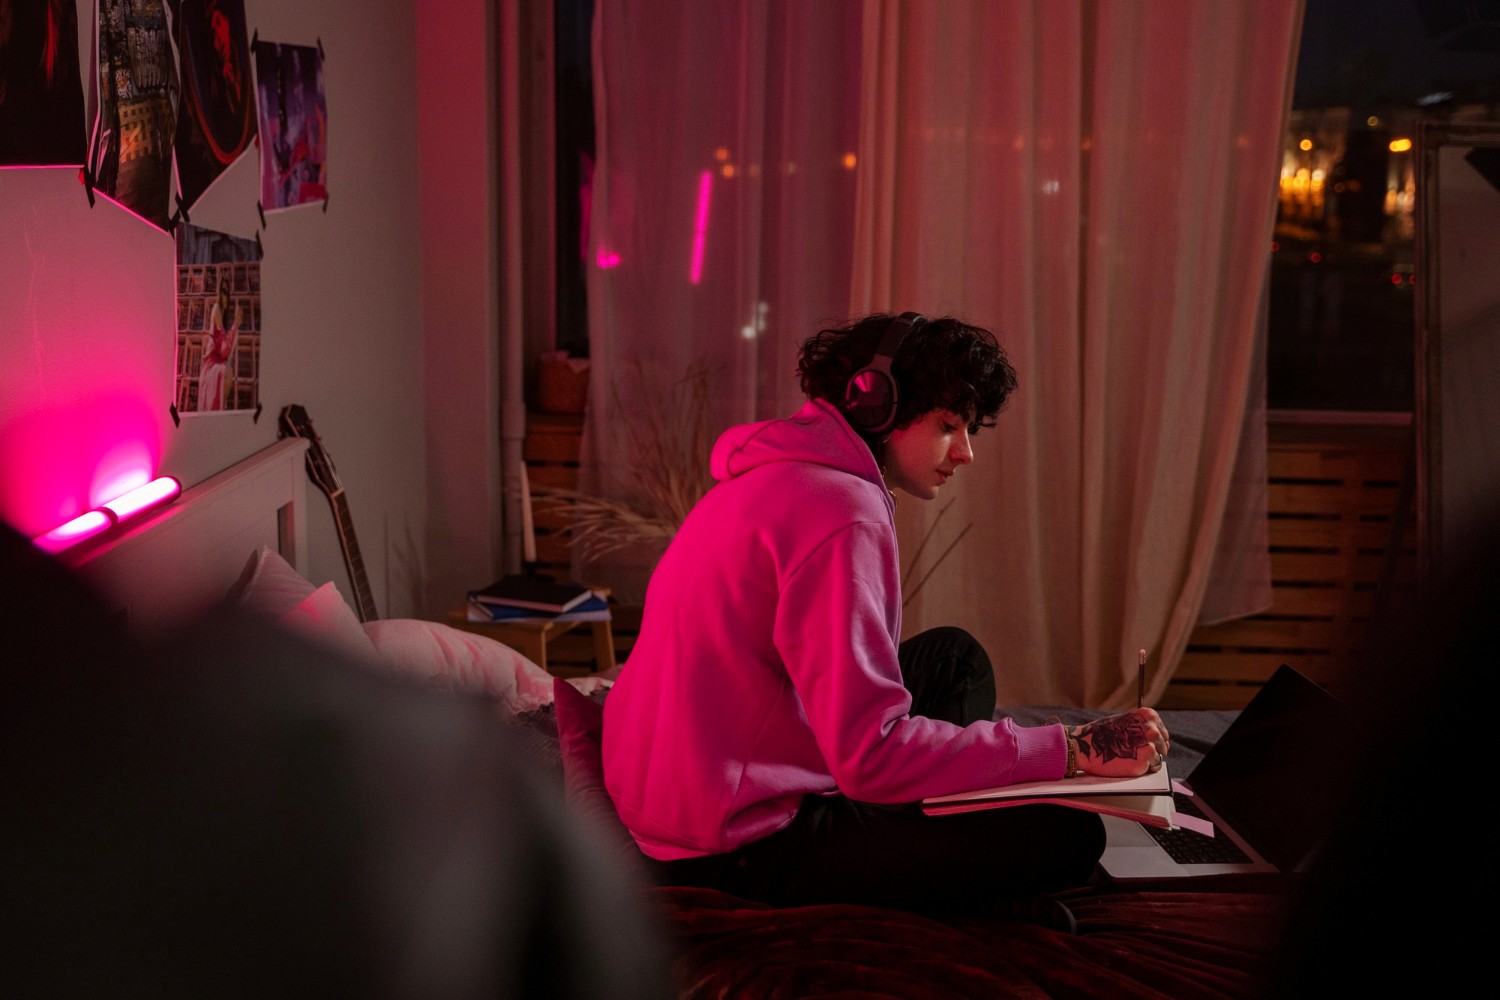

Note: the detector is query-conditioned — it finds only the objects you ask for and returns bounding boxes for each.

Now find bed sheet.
[510,702,1290,1000]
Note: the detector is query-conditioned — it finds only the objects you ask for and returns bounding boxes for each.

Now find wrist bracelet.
[1064,732,1081,778]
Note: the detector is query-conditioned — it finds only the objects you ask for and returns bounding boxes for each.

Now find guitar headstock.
[279,403,343,497]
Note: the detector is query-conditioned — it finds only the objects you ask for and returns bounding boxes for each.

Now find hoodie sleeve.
[772,520,1066,802]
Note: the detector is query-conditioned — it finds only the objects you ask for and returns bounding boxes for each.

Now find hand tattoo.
[1077,714,1151,764]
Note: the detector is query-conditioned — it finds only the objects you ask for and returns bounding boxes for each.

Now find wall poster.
[173,0,257,211]
[0,0,88,166]
[174,222,262,415]
[88,0,178,230]
[253,40,327,213]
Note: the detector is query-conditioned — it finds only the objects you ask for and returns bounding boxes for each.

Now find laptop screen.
[1186,664,1350,873]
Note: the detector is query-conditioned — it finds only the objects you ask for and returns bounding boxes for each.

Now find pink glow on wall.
[0,392,166,539]
[33,509,115,554]
[690,170,712,285]
[90,438,156,508]
[596,248,622,269]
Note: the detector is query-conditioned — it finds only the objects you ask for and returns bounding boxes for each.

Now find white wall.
[1,0,506,620]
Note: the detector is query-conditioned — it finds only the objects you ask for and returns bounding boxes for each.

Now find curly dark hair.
[796,313,1017,436]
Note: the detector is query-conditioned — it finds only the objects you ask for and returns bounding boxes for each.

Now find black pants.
[645,627,1105,914]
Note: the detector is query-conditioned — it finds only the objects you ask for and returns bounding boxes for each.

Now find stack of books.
[466,574,611,624]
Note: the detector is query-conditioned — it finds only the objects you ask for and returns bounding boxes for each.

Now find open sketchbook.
[922,766,1175,828]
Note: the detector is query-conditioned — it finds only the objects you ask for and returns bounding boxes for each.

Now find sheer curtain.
[587,0,1299,706]
[582,0,863,599]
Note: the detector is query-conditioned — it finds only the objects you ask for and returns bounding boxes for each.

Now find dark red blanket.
[655,880,1289,999]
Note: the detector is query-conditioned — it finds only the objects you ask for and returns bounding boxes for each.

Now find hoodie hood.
[711,398,885,491]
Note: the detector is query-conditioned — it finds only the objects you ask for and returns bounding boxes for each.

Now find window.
[555,0,595,358]
[1267,0,1500,413]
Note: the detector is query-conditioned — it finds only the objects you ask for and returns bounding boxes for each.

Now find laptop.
[1098,663,1349,880]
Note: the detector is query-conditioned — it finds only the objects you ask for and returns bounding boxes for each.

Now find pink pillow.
[362,618,554,714]
[278,582,380,663]
[232,546,318,619]
[233,547,378,663]
[232,546,562,715]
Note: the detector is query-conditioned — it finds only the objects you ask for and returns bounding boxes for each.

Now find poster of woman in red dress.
[198,282,240,411]
[174,223,262,415]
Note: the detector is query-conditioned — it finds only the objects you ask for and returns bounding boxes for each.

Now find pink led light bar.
[32,475,182,555]
[690,169,712,285]
[101,475,181,521]
[33,509,116,554]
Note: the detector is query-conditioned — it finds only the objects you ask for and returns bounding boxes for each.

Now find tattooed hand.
[1069,708,1171,778]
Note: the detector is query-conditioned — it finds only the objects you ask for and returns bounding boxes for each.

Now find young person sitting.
[602,312,1170,916]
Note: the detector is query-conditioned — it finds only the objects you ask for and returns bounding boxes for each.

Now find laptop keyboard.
[1144,794,1253,865]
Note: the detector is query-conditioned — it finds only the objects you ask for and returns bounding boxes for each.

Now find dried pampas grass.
[530,359,717,562]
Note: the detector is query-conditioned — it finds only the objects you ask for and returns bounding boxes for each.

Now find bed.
[13,439,1417,998]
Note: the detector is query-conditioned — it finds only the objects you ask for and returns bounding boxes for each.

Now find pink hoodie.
[601,399,1067,860]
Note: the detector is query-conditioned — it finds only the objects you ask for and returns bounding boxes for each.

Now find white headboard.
[61,438,310,639]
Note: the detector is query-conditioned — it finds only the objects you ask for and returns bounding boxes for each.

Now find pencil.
[1137,648,1146,708]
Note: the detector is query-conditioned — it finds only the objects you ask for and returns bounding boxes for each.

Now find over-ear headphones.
[844,311,927,435]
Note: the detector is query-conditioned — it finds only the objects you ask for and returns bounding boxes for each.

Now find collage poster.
[0,0,87,166]
[89,0,178,230]
[174,0,258,210]
[254,41,328,212]
[174,223,263,415]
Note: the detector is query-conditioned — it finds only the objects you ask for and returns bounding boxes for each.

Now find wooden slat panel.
[1267,481,1400,514]
[1266,446,1405,481]
[1188,616,1347,648]
[1268,518,1404,549]
[532,509,575,531]
[1178,423,1415,709]
[524,433,583,464]
[526,411,585,434]
[1157,683,1265,711]
[534,533,574,565]
[528,464,581,489]
[1176,650,1341,684]
[1261,585,1346,616]
[1266,481,1348,512]
[1269,550,1403,583]
[1272,584,1411,619]
[1266,450,1345,479]
[523,411,585,586]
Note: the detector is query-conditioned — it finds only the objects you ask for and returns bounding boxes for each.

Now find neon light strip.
[34,509,115,554]
[33,475,183,554]
[101,476,182,521]
[690,169,712,285]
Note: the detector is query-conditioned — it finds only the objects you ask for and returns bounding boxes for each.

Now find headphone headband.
[843,312,927,435]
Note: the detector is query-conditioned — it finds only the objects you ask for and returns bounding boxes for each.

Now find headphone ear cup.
[845,369,898,433]
[843,312,925,435]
